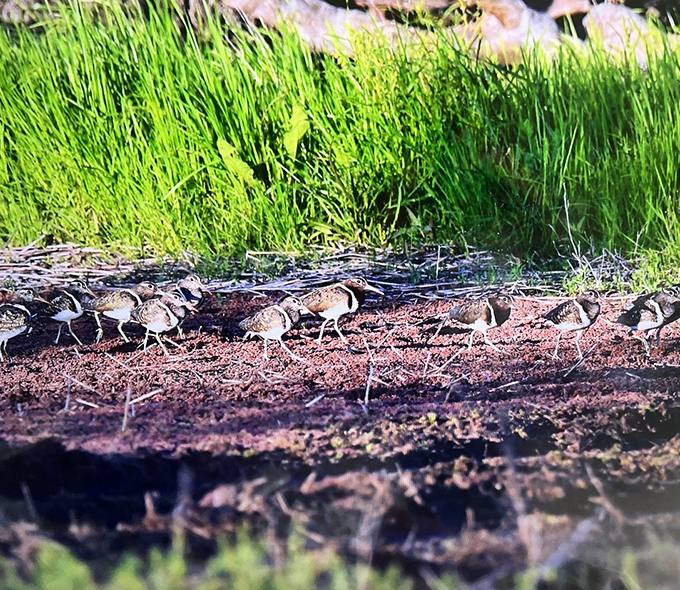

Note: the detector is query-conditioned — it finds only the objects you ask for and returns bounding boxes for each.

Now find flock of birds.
[0,274,679,364]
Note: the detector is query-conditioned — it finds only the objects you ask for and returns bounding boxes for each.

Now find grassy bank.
[1,2,680,262]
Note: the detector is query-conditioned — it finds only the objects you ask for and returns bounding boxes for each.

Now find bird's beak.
[34,295,50,305]
[365,283,384,296]
[299,306,313,316]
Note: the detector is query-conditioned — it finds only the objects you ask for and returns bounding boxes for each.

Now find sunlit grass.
[1,1,680,266]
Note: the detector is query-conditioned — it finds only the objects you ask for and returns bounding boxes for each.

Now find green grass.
[1,2,680,265]
[1,530,678,590]
[0,532,430,590]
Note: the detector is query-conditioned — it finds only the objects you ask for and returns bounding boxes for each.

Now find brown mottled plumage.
[448,294,513,352]
[88,282,159,343]
[543,290,600,359]
[617,287,680,354]
[176,274,207,308]
[300,277,383,345]
[130,292,195,355]
[239,296,310,361]
[0,289,48,362]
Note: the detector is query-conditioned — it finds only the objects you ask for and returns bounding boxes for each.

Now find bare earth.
[2,290,680,585]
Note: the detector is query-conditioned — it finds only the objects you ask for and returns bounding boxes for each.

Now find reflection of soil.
[3,293,680,583]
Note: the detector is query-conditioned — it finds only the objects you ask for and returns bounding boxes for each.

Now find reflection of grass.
[1,2,680,270]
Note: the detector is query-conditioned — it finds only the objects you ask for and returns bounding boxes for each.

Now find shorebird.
[176,274,207,308]
[299,277,383,346]
[543,290,600,360]
[87,281,159,343]
[130,292,196,354]
[448,293,514,352]
[618,287,680,353]
[239,296,311,361]
[45,281,96,345]
[0,289,49,362]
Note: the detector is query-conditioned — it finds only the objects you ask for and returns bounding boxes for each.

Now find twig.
[305,393,326,407]
[75,398,99,408]
[121,387,131,432]
[130,389,163,405]
[62,373,101,396]
[364,364,375,406]
[563,344,597,377]
[20,482,39,523]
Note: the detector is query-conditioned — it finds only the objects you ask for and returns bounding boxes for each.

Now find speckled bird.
[618,287,680,353]
[45,280,96,345]
[239,296,311,361]
[0,289,49,362]
[130,292,196,354]
[87,281,159,343]
[176,274,207,308]
[543,290,600,360]
[299,277,383,346]
[448,293,514,352]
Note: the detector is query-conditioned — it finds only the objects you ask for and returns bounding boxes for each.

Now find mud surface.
[2,290,680,585]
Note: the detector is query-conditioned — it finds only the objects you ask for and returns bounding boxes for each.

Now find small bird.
[130,292,196,355]
[618,287,680,353]
[87,281,159,343]
[45,280,96,345]
[448,293,514,352]
[176,274,207,308]
[0,289,49,362]
[543,290,600,360]
[239,296,311,361]
[299,278,383,346]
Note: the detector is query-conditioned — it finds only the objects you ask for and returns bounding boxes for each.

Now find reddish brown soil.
[2,290,680,585]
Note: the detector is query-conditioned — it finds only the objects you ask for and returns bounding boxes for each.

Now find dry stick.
[105,352,135,372]
[305,393,326,408]
[20,482,39,523]
[63,377,72,412]
[121,387,131,432]
[75,398,99,408]
[563,344,597,377]
[585,464,628,527]
[362,335,375,365]
[130,389,163,405]
[364,364,375,406]
[62,373,101,396]
[443,375,467,403]
[488,380,521,393]
[534,507,606,581]
[422,351,432,378]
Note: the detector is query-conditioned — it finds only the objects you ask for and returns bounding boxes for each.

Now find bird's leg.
[280,339,307,363]
[317,318,331,344]
[552,333,562,359]
[177,325,184,340]
[117,321,130,343]
[483,331,501,353]
[55,323,64,345]
[333,318,350,346]
[656,327,664,348]
[0,343,4,363]
[155,332,169,355]
[94,312,104,343]
[467,330,475,349]
[575,330,584,360]
[263,338,269,360]
[67,320,83,346]
[4,341,12,363]
[142,329,150,352]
